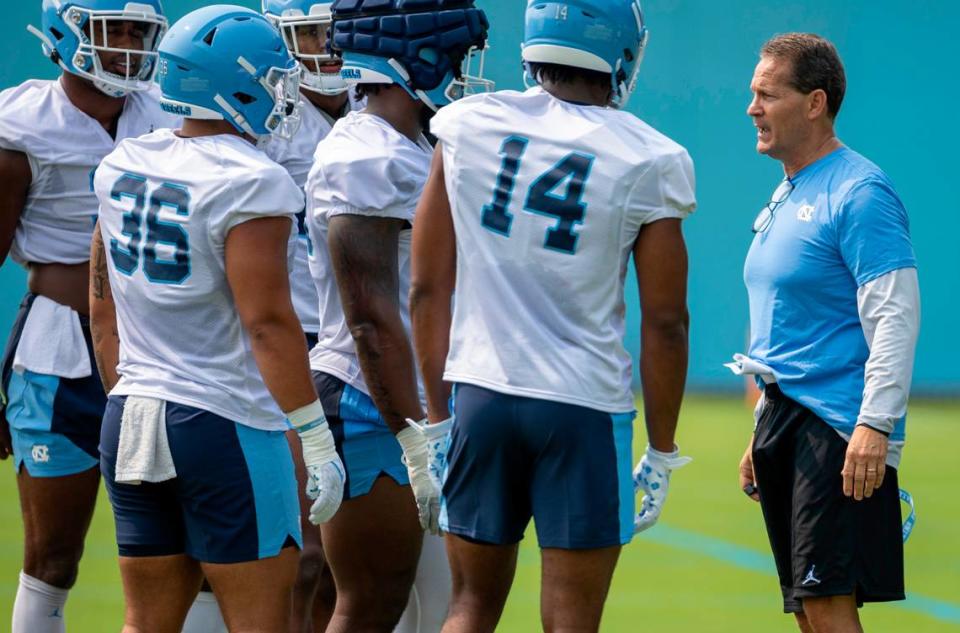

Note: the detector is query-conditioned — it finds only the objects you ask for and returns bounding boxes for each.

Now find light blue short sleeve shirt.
[744,147,916,440]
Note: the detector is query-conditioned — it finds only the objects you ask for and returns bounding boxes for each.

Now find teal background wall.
[2,1,956,393]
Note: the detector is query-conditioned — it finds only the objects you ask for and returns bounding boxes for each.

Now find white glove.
[633,444,691,533]
[398,417,453,535]
[289,401,345,525]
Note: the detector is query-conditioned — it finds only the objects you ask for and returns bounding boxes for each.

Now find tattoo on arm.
[91,229,110,301]
[90,225,120,391]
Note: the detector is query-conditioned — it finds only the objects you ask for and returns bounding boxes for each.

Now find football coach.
[734,33,920,633]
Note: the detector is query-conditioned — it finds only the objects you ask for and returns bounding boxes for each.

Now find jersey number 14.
[481,136,595,254]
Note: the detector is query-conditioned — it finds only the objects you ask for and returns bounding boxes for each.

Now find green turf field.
[1,396,957,632]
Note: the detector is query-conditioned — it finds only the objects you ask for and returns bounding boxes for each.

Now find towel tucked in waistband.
[116,396,176,485]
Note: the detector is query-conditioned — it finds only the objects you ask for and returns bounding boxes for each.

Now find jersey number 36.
[481,136,595,255]
[109,173,191,285]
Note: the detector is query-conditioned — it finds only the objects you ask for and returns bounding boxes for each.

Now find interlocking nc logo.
[31,444,50,463]
[797,205,814,222]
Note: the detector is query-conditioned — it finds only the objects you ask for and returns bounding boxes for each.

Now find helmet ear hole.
[49,27,64,41]
[418,47,439,64]
[233,92,256,105]
[623,48,634,62]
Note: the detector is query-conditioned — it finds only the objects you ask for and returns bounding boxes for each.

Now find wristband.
[856,422,891,438]
[287,399,326,429]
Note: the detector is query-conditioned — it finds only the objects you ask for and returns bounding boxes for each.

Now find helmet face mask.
[29,1,168,98]
[262,1,347,96]
[262,64,304,139]
[444,45,495,103]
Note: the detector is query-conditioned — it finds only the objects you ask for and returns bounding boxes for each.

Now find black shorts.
[752,384,904,613]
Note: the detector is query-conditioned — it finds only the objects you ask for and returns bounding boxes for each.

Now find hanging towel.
[12,295,90,378]
[115,396,176,485]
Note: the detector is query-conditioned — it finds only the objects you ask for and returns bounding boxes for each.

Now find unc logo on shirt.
[797,204,814,222]
[31,444,50,464]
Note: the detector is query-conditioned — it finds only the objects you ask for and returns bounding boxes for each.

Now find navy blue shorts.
[100,396,302,563]
[313,372,408,500]
[440,384,636,549]
[1,294,105,477]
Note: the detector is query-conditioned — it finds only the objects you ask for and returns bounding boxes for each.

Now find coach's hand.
[290,401,345,524]
[739,435,760,502]
[842,425,888,501]
[634,444,692,533]
[398,418,451,535]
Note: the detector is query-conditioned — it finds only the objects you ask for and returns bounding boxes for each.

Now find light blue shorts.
[312,372,409,499]
[2,294,105,477]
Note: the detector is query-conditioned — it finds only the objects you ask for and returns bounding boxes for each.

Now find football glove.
[633,444,692,533]
[398,418,453,535]
[289,401,345,525]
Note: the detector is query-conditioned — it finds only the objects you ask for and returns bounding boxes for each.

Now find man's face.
[90,19,149,77]
[294,23,340,76]
[746,56,811,160]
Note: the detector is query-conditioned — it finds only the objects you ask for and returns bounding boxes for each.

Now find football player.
[89,6,343,632]
[259,2,361,628]
[409,1,696,631]
[0,2,173,631]
[302,1,490,631]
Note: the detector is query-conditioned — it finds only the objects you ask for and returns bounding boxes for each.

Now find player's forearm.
[857,267,920,435]
[245,313,318,413]
[350,314,424,433]
[639,313,689,452]
[89,315,120,392]
[89,226,120,392]
[409,284,453,421]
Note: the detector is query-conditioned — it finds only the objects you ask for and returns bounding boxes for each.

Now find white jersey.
[0,78,177,266]
[95,129,304,431]
[304,111,431,396]
[264,94,362,334]
[430,88,696,413]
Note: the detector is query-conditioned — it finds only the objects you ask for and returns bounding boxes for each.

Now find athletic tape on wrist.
[297,419,327,434]
[396,425,423,454]
[287,399,326,429]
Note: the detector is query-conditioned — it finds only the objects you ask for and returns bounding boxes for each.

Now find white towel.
[12,296,91,379]
[115,396,176,485]
[724,353,777,384]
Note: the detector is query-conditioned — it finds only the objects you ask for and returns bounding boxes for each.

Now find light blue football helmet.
[28,0,168,97]
[157,5,302,140]
[262,1,347,96]
[330,0,492,111]
[522,0,649,108]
